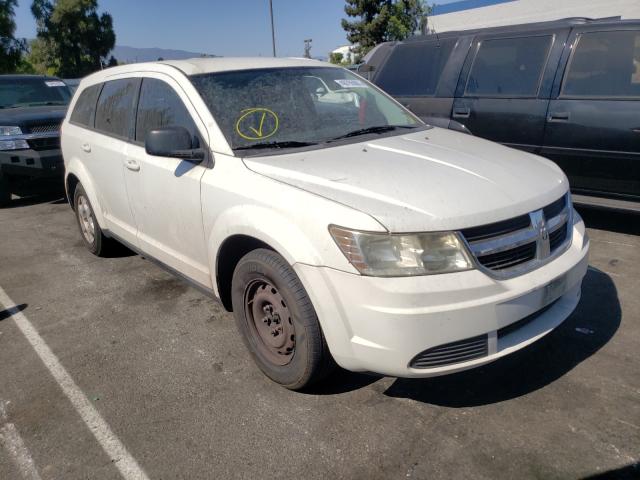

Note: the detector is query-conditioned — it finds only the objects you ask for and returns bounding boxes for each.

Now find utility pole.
[303,39,312,59]
[269,0,276,57]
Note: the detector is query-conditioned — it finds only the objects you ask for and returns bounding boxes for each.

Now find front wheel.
[231,249,334,390]
[73,184,115,256]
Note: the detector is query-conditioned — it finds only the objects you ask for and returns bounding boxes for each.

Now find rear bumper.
[294,214,590,378]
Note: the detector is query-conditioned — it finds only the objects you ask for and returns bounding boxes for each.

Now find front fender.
[207,204,327,296]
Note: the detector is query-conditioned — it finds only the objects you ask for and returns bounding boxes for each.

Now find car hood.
[242,128,568,232]
[0,105,67,130]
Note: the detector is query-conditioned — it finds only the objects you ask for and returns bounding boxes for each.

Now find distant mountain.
[112,45,217,63]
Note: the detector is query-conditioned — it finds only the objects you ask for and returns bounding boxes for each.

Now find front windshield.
[190,67,422,153]
[0,78,72,109]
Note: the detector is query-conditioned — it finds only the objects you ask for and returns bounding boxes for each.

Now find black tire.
[0,174,10,207]
[231,248,335,390]
[73,184,114,256]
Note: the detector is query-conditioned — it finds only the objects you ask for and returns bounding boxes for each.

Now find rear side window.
[375,39,456,96]
[69,84,102,127]
[465,35,552,96]
[562,30,640,98]
[135,78,198,144]
[95,79,140,139]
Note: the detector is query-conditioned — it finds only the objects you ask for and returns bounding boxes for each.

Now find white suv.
[61,58,589,389]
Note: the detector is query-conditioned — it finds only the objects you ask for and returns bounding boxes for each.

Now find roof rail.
[403,15,628,41]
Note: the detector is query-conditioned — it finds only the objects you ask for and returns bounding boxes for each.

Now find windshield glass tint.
[190,67,420,151]
[0,78,71,109]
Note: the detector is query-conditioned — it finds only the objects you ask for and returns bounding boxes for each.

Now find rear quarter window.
[562,30,640,98]
[69,84,102,128]
[465,35,553,96]
[375,39,457,96]
[94,78,140,139]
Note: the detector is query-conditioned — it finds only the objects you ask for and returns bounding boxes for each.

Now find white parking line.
[0,287,150,480]
[1,401,43,480]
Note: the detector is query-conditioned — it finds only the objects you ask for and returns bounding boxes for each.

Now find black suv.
[0,75,72,206]
[363,17,640,211]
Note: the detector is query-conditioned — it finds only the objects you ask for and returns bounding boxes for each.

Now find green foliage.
[329,52,344,65]
[25,38,56,75]
[329,51,353,66]
[31,0,116,77]
[0,0,26,73]
[341,0,430,59]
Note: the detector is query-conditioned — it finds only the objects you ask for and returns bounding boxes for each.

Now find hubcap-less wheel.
[77,195,96,245]
[244,279,295,366]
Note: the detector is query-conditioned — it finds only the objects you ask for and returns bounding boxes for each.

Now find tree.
[341,0,429,59]
[31,0,115,77]
[329,52,344,65]
[0,0,26,73]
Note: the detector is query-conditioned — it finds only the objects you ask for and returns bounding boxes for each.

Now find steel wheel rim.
[77,195,96,244]
[244,279,295,366]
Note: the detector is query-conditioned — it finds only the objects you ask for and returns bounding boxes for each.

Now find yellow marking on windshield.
[236,108,279,141]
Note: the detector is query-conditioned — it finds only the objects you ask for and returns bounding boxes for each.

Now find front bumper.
[0,148,64,180]
[294,213,590,378]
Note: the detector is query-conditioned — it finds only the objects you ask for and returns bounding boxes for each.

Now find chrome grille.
[462,194,572,278]
[410,334,488,369]
[26,123,60,134]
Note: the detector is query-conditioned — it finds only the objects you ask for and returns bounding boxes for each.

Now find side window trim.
[559,29,640,100]
[463,33,555,98]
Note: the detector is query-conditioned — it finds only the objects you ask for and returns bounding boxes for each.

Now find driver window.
[135,78,199,144]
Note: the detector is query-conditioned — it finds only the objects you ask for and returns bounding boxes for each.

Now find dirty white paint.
[0,287,150,480]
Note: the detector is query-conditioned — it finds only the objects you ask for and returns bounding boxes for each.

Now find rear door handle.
[548,112,570,122]
[452,107,471,119]
[632,128,640,134]
[81,143,91,153]
[124,159,140,172]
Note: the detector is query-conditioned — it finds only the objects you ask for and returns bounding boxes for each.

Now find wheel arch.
[64,159,106,228]
[209,206,325,312]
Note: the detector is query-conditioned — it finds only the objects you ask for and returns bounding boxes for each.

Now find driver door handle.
[125,159,140,172]
[548,112,570,122]
[452,107,471,119]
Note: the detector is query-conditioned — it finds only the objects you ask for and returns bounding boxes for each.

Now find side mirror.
[315,87,326,95]
[145,126,205,162]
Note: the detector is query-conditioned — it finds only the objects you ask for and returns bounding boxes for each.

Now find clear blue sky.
[13,0,458,58]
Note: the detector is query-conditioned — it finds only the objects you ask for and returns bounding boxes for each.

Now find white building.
[330,45,357,64]
[428,0,640,33]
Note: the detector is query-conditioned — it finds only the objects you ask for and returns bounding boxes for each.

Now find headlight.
[0,126,22,136]
[329,225,474,276]
[0,139,29,151]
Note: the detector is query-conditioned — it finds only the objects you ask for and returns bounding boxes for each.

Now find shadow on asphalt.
[577,205,640,236]
[310,268,620,406]
[0,303,27,322]
[581,462,640,480]
[383,267,620,407]
[3,192,66,209]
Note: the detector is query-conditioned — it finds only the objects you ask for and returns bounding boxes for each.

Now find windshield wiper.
[234,141,318,151]
[328,125,418,142]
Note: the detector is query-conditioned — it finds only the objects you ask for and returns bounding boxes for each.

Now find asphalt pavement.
[0,194,638,480]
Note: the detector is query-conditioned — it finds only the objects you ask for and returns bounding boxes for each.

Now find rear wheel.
[231,248,334,390]
[74,184,114,256]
